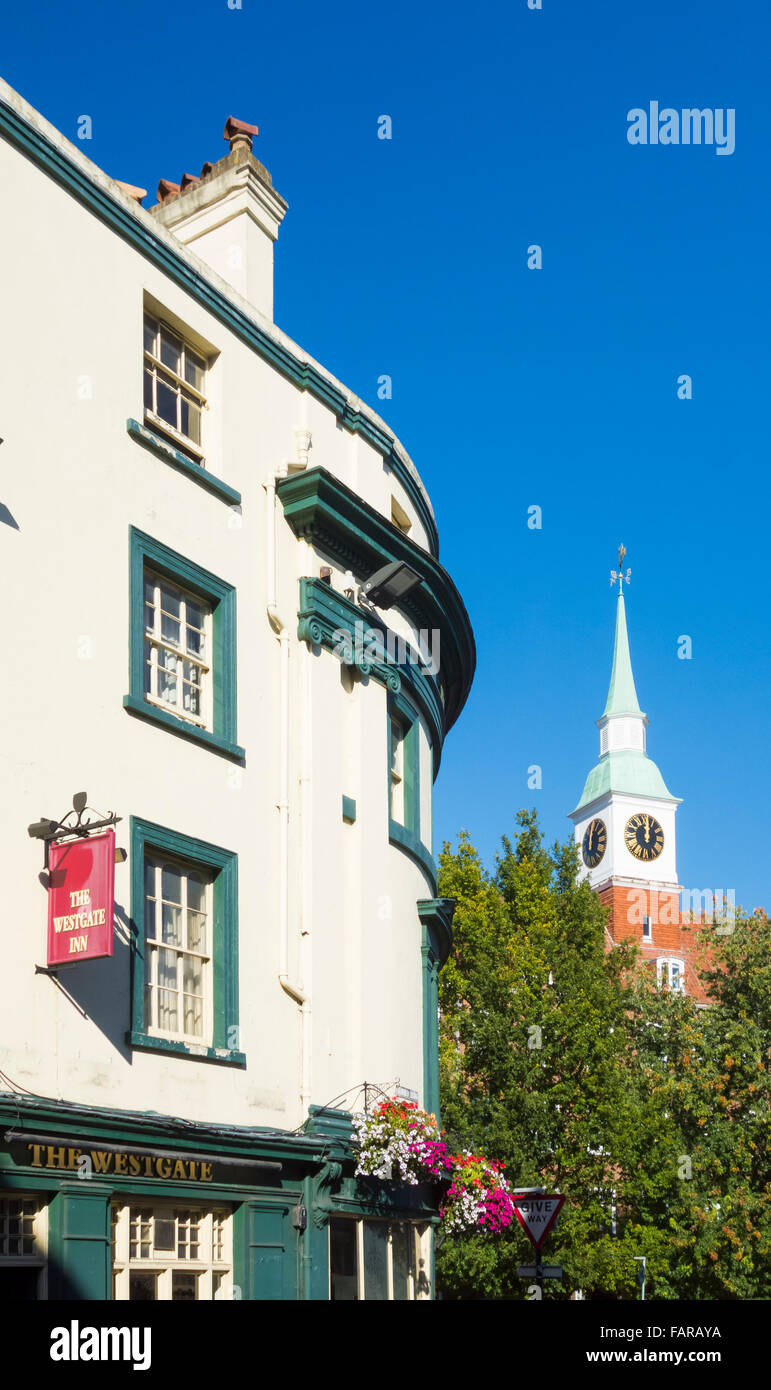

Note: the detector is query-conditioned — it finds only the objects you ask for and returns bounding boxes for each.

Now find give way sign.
[511,1193,565,1249]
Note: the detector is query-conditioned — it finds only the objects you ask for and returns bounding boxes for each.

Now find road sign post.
[512,1190,565,1295]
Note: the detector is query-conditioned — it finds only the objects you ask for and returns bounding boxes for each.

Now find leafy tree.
[435,813,771,1300]
[627,911,771,1298]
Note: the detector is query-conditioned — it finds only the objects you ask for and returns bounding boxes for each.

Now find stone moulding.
[126,418,242,506]
[281,468,475,741]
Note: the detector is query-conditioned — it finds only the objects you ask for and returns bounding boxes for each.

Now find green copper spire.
[602,590,642,718]
[570,546,680,817]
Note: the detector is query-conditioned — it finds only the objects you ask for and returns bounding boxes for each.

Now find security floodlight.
[27,819,58,841]
[361,560,422,610]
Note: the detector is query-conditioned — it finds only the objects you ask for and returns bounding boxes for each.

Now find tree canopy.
[436,811,771,1300]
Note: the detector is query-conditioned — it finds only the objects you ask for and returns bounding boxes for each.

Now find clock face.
[582,818,607,868]
[624,812,664,862]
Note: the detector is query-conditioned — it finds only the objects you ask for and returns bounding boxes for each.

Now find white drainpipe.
[265,468,311,1121]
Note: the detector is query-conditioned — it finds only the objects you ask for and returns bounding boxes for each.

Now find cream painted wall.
[0,106,443,1135]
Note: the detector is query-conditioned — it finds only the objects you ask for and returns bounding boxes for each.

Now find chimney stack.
[150,116,288,321]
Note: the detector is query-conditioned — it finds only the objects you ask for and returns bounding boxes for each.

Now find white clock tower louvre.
[569,551,681,900]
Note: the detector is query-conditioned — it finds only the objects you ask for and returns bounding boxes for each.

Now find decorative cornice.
[0,1092,326,1167]
[298,579,402,693]
[417,897,456,968]
[303,1106,355,1144]
[282,469,475,737]
[0,91,437,554]
[298,577,445,772]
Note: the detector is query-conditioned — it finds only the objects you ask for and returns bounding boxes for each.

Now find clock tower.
[569,549,683,949]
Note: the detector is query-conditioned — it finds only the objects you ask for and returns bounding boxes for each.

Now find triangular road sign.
[511,1193,565,1249]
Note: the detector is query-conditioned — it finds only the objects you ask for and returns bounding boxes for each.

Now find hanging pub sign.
[47,830,115,965]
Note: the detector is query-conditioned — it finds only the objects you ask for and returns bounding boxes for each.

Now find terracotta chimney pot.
[156,178,180,203]
[224,115,259,154]
[115,180,147,204]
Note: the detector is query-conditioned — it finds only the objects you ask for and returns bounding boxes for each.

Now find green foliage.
[436,812,771,1301]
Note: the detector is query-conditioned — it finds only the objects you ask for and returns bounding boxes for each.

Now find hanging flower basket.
[353,1098,449,1185]
[440,1153,516,1234]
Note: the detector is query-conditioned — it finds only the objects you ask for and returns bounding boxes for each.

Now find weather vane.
[610,543,631,591]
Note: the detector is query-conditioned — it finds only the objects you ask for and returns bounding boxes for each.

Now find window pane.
[362,1222,388,1301]
[144,895,156,941]
[187,874,206,914]
[183,994,203,1037]
[157,652,178,705]
[183,955,203,995]
[184,351,205,391]
[158,647,179,675]
[162,865,182,903]
[390,721,402,773]
[185,628,204,659]
[182,675,201,716]
[154,1218,175,1251]
[159,328,182,374]
[129,1272,157,1301]
[414,1226,431,1297]
[161,903,182,946]
[144,318,157,354]
[155,376,178,428]
[130,1209,152,1250]
[144,579,156,632]
[330,1220,358,1301]
[172,1271,198,1301]
[158,948,178,987]
[391,1223,413,1300]
[187,910,206,954]
[143,366,154,412]
[180,396,201,445]
[157,989,178,1031]
[160,589,181,645]
[185,603,205,654]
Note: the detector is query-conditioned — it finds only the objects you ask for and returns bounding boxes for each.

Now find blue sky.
[4,0,769,908]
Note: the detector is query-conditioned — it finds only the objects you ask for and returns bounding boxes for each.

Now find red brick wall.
[598,884,711,1003]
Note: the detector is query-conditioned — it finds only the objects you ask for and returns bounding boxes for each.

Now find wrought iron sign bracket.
[28,791,123,870]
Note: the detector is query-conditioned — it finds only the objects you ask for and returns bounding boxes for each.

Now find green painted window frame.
[389,697,419,838]
[124,526,244,761]
[417,899,455,1126]
[388,693,436,888]
[127,817,245,1066]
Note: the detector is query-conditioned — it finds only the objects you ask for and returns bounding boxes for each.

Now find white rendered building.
[0,85,474,1301]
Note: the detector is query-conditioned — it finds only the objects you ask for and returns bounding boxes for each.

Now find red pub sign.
[47,830,115,966]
